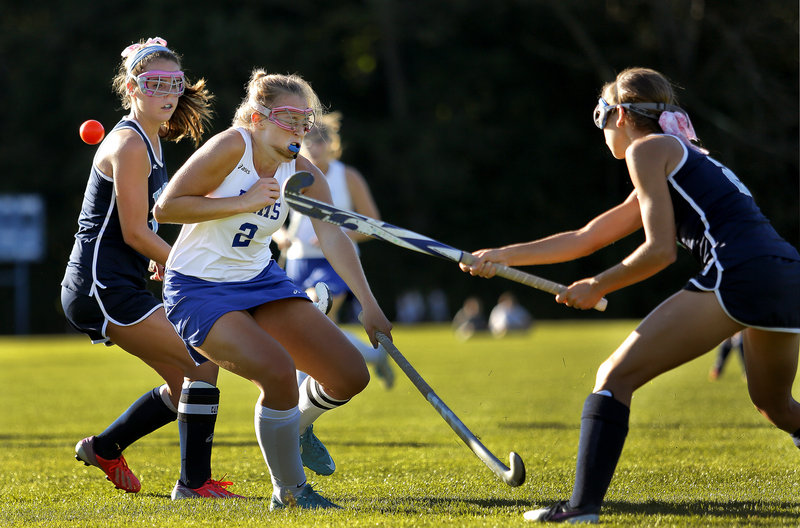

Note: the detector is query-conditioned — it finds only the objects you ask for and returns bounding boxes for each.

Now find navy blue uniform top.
[666,138,799,276]
[62,118,168,296]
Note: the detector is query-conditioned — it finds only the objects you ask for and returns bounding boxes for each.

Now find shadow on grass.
[340,495,800,520]
[523,498,800,521]
[339,495,531,513]
[499,421,773,431]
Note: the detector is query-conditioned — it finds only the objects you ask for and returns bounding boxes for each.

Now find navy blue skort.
[61,285,162,345]
[685,255,800,332]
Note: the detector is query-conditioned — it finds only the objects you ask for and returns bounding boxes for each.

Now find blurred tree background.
[0,0,797,334]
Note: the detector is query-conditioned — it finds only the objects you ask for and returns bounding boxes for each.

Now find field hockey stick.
[357,315,526,487]
[284,171,607,311]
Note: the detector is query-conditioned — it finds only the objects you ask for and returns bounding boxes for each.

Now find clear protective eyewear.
[255,104,316,133]
[593,97,675,129]
[134,70,185,97]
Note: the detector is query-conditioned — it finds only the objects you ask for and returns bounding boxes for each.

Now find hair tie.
[658,111,708,154]
[121,37,171,74]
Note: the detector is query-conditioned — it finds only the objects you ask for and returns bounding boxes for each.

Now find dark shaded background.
[1,0,797,334]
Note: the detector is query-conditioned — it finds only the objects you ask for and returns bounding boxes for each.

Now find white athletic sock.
[298,376,350,433]
[157,383,178,413]
[254,404,306,498]
[343,329,383,363]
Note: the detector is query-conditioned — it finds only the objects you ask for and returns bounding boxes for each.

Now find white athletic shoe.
[269,483,341,510]
[523,501,599,523]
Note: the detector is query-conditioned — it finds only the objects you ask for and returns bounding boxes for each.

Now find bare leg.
[108,308,218,406]
[252,298,369,400]
[742,329,800,432]
[567,290,742,512]
[595,290,743,405]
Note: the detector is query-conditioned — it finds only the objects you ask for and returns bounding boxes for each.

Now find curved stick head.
[504,452,526,487]
[285,171,315,194]
[313,281,333,315]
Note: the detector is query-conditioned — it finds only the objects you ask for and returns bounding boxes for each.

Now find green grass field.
[2,321,799,527]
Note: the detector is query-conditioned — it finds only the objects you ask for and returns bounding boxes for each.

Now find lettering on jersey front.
[237,163,251,175]
[230,188,283,248]
[237,189,282,219]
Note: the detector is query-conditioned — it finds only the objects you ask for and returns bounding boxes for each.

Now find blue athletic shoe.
[299,424,335,476]
[269,484,341,510]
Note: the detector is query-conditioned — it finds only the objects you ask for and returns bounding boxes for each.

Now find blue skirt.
[685,255,800,332]
[163,261,311,364]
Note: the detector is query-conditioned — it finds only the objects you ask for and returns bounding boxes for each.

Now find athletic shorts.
[163,261,311,364]
[685,255,800,332]
[60,285,162,345]
[285,257,349,296]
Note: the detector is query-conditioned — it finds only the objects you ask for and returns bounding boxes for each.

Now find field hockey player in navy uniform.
[153,69,393,510]
[461,67,800,524]
[61,38,240,499]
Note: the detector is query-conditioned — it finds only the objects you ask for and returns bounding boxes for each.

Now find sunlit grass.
[1,322,798,526]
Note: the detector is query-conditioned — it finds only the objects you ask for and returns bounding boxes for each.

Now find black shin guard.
[178,381,219,489]
[569,392,630,512]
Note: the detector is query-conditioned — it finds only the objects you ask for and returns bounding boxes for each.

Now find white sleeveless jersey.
[167,128,295,282]
[286,159,355,259]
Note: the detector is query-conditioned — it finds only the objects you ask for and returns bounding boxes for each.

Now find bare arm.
[107,130,172,266]
[589,137,679,290]
[298,158,392,344]
[462,190,643,274]
[153,130,280,224]
[557,136,680,309]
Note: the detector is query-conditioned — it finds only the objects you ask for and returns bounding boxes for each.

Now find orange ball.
[80,120,105,145]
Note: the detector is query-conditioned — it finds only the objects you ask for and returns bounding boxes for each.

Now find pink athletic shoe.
[75,436,141,493]
[171,478,245,500]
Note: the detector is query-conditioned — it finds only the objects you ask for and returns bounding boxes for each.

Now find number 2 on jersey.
[232,222,258,247]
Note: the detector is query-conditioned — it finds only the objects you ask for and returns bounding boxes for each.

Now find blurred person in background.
[488,291,534,338]
[274,111,394,389]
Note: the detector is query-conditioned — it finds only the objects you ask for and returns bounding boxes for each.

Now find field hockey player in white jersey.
[461,67,800,524]
[154,69,393,510]
[60,37,238,499]
[274,111,395,390]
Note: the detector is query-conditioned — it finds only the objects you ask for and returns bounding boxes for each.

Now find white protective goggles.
[593,98,678,129]
[134,70,185,97]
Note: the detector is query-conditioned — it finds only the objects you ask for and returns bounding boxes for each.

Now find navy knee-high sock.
[178,381,219,489]
[791,428,800,449]
[94,385,177,459]
[568,392,630,512]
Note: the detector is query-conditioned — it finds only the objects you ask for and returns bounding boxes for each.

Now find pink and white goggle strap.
[658,111,708,154]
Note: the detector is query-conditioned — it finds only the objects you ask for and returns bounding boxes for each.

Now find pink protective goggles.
[252,101,315,132]
[134,70,185,97]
